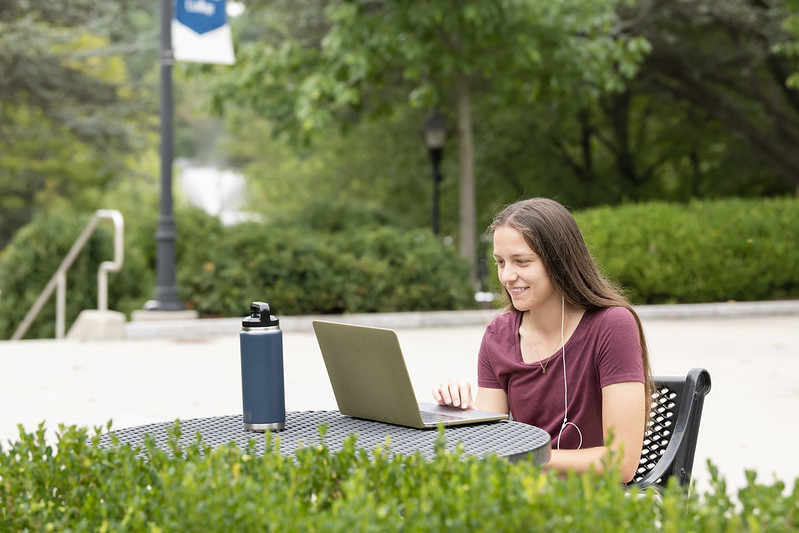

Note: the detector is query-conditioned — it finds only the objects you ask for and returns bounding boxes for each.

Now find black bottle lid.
[242,301,280,328]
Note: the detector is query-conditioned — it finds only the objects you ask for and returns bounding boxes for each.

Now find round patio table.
[100,410,551,465]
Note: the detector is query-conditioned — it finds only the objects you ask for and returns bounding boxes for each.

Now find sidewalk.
[2,301,798,497]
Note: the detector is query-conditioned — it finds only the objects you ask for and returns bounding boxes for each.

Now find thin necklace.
[529,308,574,374]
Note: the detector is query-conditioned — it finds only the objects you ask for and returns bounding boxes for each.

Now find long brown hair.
[489,197,653,402]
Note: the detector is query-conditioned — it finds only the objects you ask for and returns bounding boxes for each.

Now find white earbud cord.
[556,295,583,450]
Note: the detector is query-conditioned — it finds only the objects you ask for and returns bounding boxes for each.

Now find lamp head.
[422,110,447,150]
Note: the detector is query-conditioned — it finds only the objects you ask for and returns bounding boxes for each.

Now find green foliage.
[181,217,473,317]
[270,195,400,235]
[0,211,147,340]
[1,423,797,531]
[575,197,799,304]
[0,201,473,339]
[0,0,156,248]
[212,0,646,137]
[200,0,798,235]
[3,196,796,338]
[207,0,656,267]
[776,0,799,88]
[215,109,452,235]
[616,0,799,194]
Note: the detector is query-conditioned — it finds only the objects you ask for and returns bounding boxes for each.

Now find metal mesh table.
[100,411,551,465]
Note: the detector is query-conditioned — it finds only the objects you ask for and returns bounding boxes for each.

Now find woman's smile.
[507,286,528,297]
[493,226,557,311]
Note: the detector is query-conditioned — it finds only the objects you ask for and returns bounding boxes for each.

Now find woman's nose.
[499,265,516,284]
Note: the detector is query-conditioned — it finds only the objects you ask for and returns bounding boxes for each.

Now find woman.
[433,198,652,483]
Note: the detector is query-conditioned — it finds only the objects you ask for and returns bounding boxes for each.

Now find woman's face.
[493,226,557,312]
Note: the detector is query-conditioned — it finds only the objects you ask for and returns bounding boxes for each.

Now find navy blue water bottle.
[240,301,285,431]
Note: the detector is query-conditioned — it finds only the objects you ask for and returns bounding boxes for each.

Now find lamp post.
[146,0,185,311]
[421,110,447,236]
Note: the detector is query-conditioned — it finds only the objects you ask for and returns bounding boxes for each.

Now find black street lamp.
[146,0,185,311]
[421,110,447,235]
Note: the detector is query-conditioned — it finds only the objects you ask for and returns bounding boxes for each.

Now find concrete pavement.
[2,301,798,497]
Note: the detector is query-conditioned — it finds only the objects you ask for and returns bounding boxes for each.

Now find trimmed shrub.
[0,211,150,340]
[3,196,797,339]
[575,197,799,304]
[182,224,473,317]
[0,204,472,338]
[0,423,796,531]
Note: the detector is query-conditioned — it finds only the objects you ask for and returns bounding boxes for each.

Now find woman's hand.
[432,380,475,410]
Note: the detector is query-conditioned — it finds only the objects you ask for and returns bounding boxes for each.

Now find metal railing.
[11,209,125,341]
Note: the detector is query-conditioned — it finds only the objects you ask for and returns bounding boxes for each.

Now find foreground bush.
[0,423,796,531]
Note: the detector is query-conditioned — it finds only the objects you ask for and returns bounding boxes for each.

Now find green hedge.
[575,197,799,304]
[180,224,473,317]
[0,211,152,340]
[0,203,473,339]
[178,198,473,316]
[1,423,796,531]
[2,196,797,339]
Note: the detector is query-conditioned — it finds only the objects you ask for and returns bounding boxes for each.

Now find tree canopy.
[0,0,156,248]
[3,0,798,274]
[207,0,651,279]
[197,0,796,286]
[626,0,799,191]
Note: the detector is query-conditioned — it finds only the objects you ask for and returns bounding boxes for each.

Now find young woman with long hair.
[433,198,653,483]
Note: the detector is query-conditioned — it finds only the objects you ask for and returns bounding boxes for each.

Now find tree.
[472,0,798,207]
[208,0,649,282]
[778,0,799,91]
[621,0,799,192]
[197,0,799,284]
[0,0,156,249]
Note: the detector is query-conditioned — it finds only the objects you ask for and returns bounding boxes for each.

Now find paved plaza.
[2,301,798,497]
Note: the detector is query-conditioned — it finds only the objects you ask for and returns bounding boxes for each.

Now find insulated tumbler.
[239,301,285,431]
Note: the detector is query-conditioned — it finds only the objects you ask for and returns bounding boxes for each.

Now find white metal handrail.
[11,209,125,341]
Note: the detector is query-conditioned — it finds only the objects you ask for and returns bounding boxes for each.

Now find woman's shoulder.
[584,306,637,329]
[485,310,522,335]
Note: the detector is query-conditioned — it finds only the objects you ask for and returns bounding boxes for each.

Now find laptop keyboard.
[421,410,465,425]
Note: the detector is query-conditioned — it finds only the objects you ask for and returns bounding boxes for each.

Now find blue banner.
[173,0,235,64]
[176,0,226,35]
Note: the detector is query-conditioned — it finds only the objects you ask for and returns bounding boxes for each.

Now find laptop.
[312,320,508,429]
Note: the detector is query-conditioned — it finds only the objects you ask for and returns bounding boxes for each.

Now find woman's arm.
[544,381,646,483]
[475,387,509,414]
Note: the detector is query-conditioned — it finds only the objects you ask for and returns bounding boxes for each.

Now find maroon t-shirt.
[477,307,644,450]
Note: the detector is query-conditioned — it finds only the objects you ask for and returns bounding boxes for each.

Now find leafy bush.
[1,423,796,531]
[0,204,472,339]
[575,197,799,304]
[182,224,473,317]
[270,196,400,234]
[0,205,221,340]
[0,210,151,340]
[3,196,797,339]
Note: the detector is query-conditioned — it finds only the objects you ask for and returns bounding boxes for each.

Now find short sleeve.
[477,328,501,389]
[594,307,644,388]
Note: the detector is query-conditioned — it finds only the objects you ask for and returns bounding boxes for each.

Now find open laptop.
[312,320,508,429]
